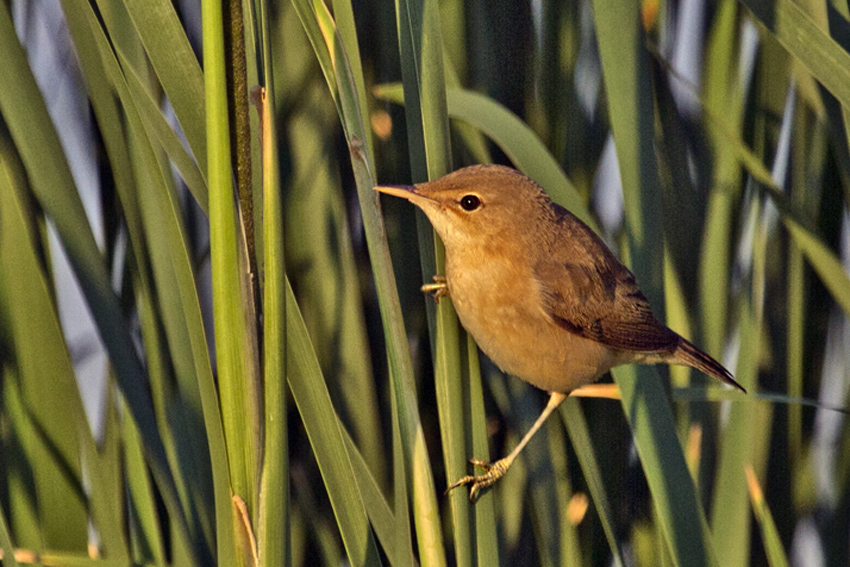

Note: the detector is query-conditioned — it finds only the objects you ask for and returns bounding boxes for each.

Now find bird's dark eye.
[460,194,481,211]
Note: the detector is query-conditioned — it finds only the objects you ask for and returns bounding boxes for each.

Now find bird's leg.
[421,275,449,302]
[448,391,568,502]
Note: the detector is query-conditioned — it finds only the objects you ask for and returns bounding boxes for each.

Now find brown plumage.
[376,164,745,501]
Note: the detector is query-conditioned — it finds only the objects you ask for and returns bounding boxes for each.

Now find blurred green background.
[0,0,848,565]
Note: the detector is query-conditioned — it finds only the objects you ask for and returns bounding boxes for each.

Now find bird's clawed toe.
[446,458,509,502]
[421,275,449,302]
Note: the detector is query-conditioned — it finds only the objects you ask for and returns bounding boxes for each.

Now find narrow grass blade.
[741,0,850,110]
[521,391,560,566]
[1,551,150,567]
[746,466,791,567]
[710,300,761,566]
[0,369,40,551]
[673,388,849,413]
[393,0,450,182]
[342,429,401,567]
[466,338,499,566]
[391,0,464,561]
[87,395,131,562]
[202,0,262,538]
[783,220,850,316]
[700,0,745,357]
[330,0,375,165]
[431,302,469,567]
[286,279,382,567]
[120,0,207,170]
[442,59,491,165]
[663,251,695,393]
[784,115,824,477]
[0,502,20,567]
[254,11,290,563]
[548,419,583,567]
[289,0,340,116]
[123,409,168,566]
[560,400,626,566]
[391,389,415,567]
[119,55,208,212]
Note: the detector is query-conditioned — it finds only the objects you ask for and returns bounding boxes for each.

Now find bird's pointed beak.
[374,184,436,206]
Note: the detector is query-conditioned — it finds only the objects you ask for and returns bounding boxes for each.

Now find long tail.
[673,337,747,393]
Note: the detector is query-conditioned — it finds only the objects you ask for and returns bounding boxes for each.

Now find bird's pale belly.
[445,263,626,393]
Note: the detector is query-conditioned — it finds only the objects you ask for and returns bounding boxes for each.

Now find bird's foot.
[421,275,449,302]
[447,458,509,502]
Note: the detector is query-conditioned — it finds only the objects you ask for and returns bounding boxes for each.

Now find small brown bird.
[376,164,745,501]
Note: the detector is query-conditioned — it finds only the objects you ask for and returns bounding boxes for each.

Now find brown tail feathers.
[673,337,747,393]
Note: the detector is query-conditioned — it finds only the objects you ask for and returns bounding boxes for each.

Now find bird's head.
[375,164,550,251]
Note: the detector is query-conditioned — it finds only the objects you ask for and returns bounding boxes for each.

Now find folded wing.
[534,204,679,353]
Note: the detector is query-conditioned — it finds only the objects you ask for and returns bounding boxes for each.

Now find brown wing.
[534,205,679,353]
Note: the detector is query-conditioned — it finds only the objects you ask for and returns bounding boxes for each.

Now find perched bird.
[375,164,745,501]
